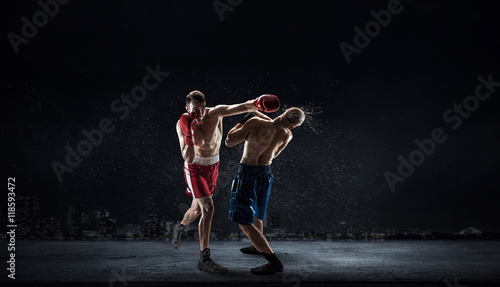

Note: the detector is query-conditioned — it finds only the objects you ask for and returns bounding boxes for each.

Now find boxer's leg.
[195,195,214,251]
[240,223,283,275]
[173,163,205,249]
[173,199,200,249]
[180,198,202,226]
[254,218,263,234]
[195,161,220,251]
[243,169,282,275]
[240,170,270,255]
[196,195,228,274]
[240,218,265,255]
[239,223,273,254]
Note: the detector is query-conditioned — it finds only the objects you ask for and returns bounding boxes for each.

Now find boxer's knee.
[191,207,201,217]
[196,196,214,215]
[200,201,214,215]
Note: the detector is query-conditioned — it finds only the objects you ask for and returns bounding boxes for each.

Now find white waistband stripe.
[193,154,219,166]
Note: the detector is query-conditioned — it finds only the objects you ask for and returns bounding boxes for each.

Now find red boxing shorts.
[184,154,220,198]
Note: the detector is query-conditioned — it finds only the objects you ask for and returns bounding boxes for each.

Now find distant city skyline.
[1,195,495,241]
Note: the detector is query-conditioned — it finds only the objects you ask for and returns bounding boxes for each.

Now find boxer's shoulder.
[200,108,217,120]
[202,107,214,116]
[245,117,270,129]
[251,116,271,124]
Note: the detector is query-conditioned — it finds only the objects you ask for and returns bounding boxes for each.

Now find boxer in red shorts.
[173,90,280,274]
[183,155,220,199]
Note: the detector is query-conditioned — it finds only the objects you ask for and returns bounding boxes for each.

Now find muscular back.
[239,118,292,166]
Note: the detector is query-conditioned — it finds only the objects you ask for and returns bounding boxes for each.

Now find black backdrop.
[2,0,500,234]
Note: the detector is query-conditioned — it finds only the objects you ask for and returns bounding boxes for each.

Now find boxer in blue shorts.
[229,164,273,225]
[225,107,305,275]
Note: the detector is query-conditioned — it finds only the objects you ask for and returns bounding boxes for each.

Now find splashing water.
[281,102,325,136]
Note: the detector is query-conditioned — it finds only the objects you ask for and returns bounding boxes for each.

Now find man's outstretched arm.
[211,99,258,118]
[211,94,280,118]
[225,118,258,147]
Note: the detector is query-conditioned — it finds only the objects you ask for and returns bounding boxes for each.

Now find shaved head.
[282,107,305,129]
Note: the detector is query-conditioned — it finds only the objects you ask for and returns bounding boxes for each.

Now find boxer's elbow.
[225,137,234,147]
[225,135,237,147]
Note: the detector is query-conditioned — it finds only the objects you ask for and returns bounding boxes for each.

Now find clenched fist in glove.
[253,94,280,113]
[179,113,198,146]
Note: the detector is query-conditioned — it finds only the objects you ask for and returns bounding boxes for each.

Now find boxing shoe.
[250,253,284,275]
[198,248,228,274]
[171,223,184,249]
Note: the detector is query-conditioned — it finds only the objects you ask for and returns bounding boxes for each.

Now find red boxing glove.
[179,113,197,146]
[253,94,280,113]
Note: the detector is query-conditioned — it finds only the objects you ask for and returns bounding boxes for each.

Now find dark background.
[1,0,500,234]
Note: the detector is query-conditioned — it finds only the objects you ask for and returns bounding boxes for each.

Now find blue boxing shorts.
[228,163,273,225]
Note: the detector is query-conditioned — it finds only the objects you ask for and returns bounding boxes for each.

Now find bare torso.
[177,100,259,162]
[240,118,292,166]
[189,108,223,157]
